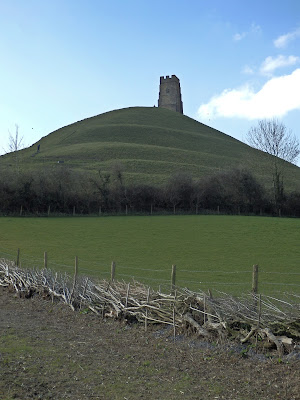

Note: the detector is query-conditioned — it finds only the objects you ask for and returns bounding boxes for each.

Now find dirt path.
[0,286,299,400]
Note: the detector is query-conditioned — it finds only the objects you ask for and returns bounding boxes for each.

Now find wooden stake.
[111,261,116,282]
[255,294,262,353]
[16,248,20,267]
[5,263,9,277]
[145,287,150,332]
[126,204,128,215]
[252,264,259,294]
[125,282,130,308]
[203,294,206,324]
[173,289,177,342]
[52,272,57,304]
[73,206,76,216]
[173,307,176,342]
[48,205,50,216]
[20,206,23,216]
[80,277,89,309]
[171,264,176,294]
[99,206,102,216]
[70,256,78,303]
[44,251,48,269]
[257,294,262,327]
[75,256,78,276]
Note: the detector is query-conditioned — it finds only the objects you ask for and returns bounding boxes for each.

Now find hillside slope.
[1,107,300,190]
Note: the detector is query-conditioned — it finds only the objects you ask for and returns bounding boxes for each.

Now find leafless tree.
[6,124,24,173]
[165,171,195,213]
[7,124,24,153]
[246,119,300,211]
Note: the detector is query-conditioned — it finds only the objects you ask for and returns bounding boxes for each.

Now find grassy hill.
[1,106,300,190]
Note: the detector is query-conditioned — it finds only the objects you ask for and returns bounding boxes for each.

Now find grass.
[0,331,33,357]
[0,214,299,296]
[1,106,300,188]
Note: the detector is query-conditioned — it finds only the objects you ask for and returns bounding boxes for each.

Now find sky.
[1,0,300,160]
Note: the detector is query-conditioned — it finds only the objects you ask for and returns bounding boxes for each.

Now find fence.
[0,246,299,298]
[2,257,300,357]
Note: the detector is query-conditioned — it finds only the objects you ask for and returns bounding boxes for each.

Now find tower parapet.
[158,75,183,114]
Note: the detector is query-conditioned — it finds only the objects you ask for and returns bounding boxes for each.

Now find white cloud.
[233,32,246,41]
[242,65,255,75]
[250,22,262,35]
[260,55,300,75]
[274,28,300,48]
[197,69,300,120]
[233,22,261,42]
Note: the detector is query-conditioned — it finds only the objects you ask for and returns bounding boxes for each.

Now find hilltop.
[1,106,300,190]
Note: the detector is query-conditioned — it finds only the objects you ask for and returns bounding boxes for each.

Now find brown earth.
[0,286,299,400]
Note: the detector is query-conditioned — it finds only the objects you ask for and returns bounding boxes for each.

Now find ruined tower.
[158,75,183,114]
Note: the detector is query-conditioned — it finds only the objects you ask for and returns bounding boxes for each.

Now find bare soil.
[0,286,299,400]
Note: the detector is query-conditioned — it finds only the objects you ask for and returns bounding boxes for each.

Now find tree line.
[2,118,299,217]
[1,164,300,217]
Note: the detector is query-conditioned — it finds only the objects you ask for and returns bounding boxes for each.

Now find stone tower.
[158,75,183,114]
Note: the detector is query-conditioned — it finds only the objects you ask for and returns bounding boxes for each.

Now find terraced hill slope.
[1,107,300,189]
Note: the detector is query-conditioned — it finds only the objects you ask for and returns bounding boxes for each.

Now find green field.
[0,215,299,296]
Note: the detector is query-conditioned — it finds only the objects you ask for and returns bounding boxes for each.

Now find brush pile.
[1,258,299,356]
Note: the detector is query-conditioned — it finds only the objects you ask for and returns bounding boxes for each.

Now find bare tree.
[246,119,300,211]
[90,169,111,211]
[165,171,195,213]
[7,124,24,153]
[6,124,24,173]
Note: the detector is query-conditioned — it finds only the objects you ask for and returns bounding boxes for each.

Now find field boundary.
[0,258,299,358]
[1,246,300,296]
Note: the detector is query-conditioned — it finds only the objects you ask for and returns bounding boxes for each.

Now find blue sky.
[1,0,300,160]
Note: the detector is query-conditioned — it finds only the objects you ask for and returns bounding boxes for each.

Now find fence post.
[203,294,206,324]
[125,283,130,308]
[16,248,20,267]
[252,264,259,294]
[173,289,177,342]
[48,205,50,216]
[44,251,48,269]
[171,264,176,293]
[75,256,78,278]
[73,206,76,216]
[145,287,150,332]
[20,206,23,216]
[255,294,262,353]
[111,261,116,282]
[70,256,78,302]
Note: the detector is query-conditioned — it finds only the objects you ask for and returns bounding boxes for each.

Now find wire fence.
[0,246,299,296]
